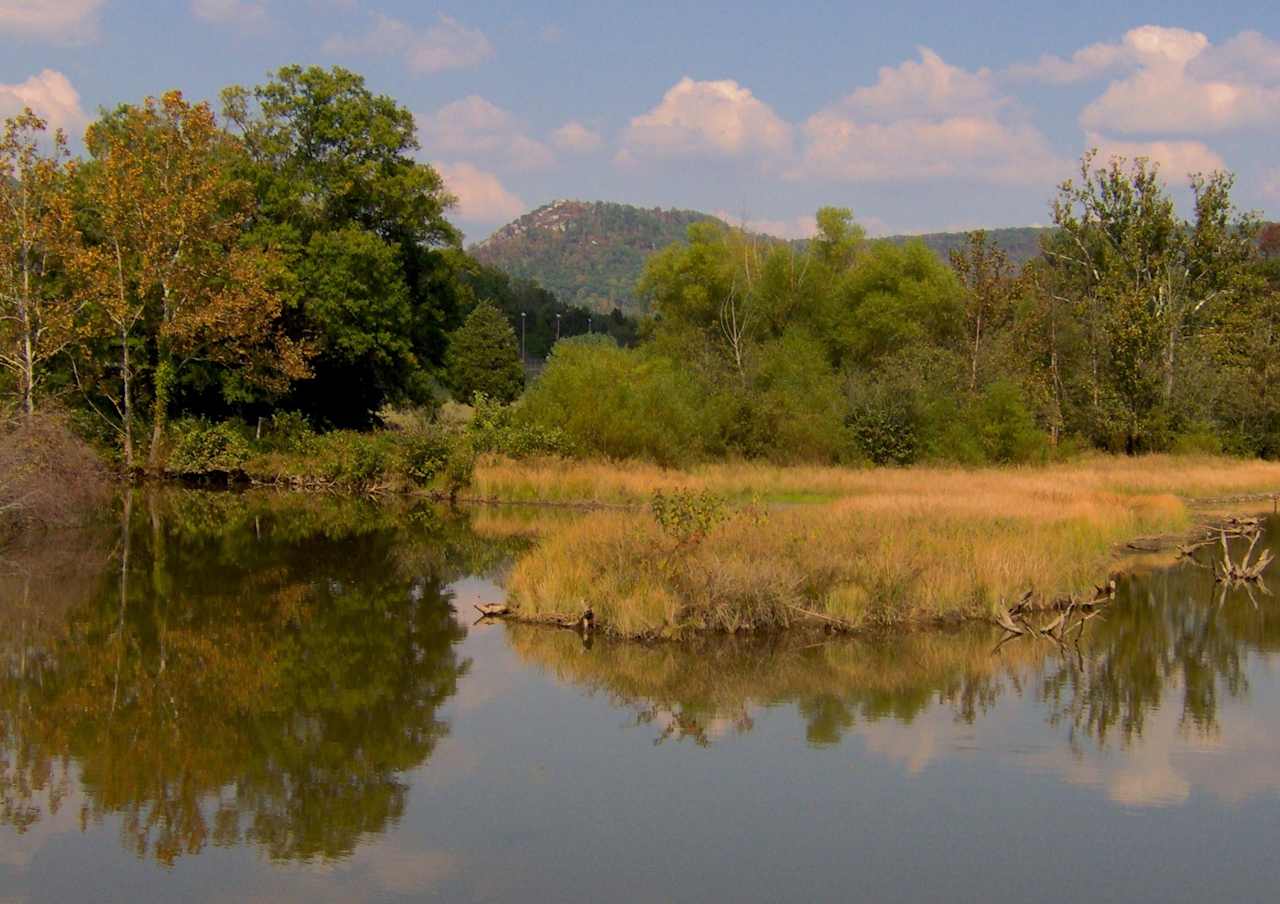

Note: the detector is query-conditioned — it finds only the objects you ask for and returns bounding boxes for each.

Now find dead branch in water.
[990,581,1115,646]
[1214,526,1274,584]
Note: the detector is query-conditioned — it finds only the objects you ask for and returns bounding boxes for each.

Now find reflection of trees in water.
[507,625,1035,747]
[0,490,523,863]
[1038,557,1279,752]
[510,530,1280,753]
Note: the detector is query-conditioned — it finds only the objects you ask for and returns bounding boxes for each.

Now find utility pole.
[520,311,526,363]
[555,312,561,341]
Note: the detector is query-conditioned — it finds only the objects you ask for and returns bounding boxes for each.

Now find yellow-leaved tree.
[0,109,88,416]
[79,91,309,470]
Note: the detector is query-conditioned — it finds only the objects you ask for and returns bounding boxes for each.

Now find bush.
[969,380,1046,464]
[470,392,574,458]
[398,430,451,485]
[1171,426,1225,456]
[650,489,728,547]
[519,338,710,465]
[313,431,395,485]
[260,411,317,454]
[0,410,110,536]
[167,419,253,476]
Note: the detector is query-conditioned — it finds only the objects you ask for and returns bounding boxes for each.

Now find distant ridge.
[470,199,1051,314]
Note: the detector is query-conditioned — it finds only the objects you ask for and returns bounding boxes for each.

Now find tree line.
[0,65,629,472]
[509,159,1278,465]
[3,62,1277,472]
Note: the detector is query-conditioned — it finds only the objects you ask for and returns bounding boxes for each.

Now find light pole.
[587,315,592,335]
[520,311,526,363]
[555,312,561,342]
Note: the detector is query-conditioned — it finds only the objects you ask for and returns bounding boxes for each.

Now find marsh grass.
[476,454,1280,507]
[498,455,1280,637]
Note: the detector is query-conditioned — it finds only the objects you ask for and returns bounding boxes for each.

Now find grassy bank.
[499,456,1280,638]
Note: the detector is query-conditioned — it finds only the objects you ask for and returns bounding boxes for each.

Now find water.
[3,490,1280,903]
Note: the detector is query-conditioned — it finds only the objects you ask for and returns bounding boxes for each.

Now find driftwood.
[474,603,511,618]
[991,582,1115,645]
[1214,528,1274,584]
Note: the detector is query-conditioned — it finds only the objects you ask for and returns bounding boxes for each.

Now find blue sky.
[2,1,1278,241]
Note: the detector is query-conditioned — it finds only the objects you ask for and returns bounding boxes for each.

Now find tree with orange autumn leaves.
[0,110,90,418]
[76,91,309,470]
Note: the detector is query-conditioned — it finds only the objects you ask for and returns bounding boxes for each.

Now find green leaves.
[444,302,525,404]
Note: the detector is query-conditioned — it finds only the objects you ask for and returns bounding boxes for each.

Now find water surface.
[3,491,1280,902]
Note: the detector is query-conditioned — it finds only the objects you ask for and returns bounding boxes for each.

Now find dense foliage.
[471,199,1051,317]
[0,66,1275,476]
[445,302,525,403]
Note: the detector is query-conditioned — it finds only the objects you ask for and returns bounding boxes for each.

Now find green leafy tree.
[221,65,464,426]
[1046,151,1259,451]
[445,302,525,403]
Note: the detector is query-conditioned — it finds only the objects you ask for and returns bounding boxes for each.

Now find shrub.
[969,380,1046,464]
[1171,426,1225,456]
[313,431,395,485]
[261,411,317,454]
[650,489,728,547]
[0,410,110,536]
[470,392,574,458]
[398,430,451,485]
[167,419,252,476]
[519,338,710,465]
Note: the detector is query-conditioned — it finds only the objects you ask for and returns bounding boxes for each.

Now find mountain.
[470,200,1051,315]
[471,200,720,314]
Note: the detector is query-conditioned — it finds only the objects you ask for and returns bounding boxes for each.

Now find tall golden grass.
[476,453,1280,507]
[500,454,1280,637]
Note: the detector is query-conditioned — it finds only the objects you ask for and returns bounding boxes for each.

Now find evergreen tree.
[445,303,525,403]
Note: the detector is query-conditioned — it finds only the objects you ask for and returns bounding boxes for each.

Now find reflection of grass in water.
[506,623,1044,746]
[507,485,1188,637]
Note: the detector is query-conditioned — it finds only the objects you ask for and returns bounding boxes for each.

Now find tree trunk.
[147,352,172,473]
[120,322,134,472]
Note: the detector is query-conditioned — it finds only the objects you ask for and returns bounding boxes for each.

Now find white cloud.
[434,161,526,225]
[1084,132,1227,178]
[190,0,269,29]
[1007,42,1127,84]
[0,69,87,136]
[0,0,104,43]
[796,48,1063,185]
[1010,25,1207,83]
[620,77,793,161]
[712,209,817,240]
[325,12,492,75]
[1014,26,1280,135]
[846,48,1004,119]
[551,120,602,153]
[418,96,554,171]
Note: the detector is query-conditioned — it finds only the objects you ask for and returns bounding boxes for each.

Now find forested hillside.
[471,200,718,313]
[472,200,1050,314]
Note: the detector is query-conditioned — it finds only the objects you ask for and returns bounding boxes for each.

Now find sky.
[1,0,1278,242]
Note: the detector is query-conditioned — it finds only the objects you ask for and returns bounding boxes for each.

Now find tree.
[445,302,524,403]
[0,110,86,416]
[1046,151,1259,451]
[222,66,464,425]
[949,230,1018,392]
[79,92,307,469]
